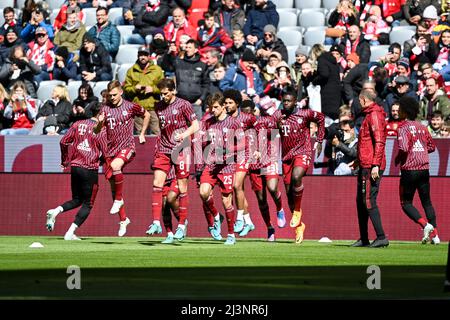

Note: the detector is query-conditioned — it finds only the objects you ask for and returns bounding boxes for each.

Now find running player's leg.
[400,170,426,226]
[200,179,221,240]
[233,170,248,233]
[109,158,125,213]
[147,169,167,235]
[266,171,285,228]
[416,170,438,242]
[222,191,236,245]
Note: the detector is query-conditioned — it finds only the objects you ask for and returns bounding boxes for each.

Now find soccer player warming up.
[272,88,325,244]
[147,78,199,240]
[95,80,150,236]
[395,96,440,245]
[161,167,183,244]
[198,92,242,245]
[46,102,107,240]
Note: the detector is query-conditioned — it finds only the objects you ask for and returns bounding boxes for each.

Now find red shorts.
[200,169,234,194]
[152,153,190,179]
[235,159,250,173]
[282,155,310,185]
[249,167,279,192]
[104,148,135,180]
[163,179,179,197]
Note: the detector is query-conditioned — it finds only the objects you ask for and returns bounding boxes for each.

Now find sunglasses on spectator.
[264,33,273,38]
[36,33,47,37]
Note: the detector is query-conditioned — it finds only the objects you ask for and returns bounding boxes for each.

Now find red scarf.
[239,60,254,91]
[145,1,160,12]
[166,19,189,42]
[345,37,359,56]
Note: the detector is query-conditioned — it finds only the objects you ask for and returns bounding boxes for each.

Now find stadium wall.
[0,136,449,176]
[1,174,448,241]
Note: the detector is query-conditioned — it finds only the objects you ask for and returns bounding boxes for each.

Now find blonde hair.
[0,83,10,102]
[232,29,244,39]
[309,44,325,70]
[53,85,70,101]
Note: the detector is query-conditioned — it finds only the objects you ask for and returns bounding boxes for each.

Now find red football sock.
[274,191,283,212]
[203,202,214,228]
[293,184,304,212]
[152,187,163,221]
[112,170,124,200]
[178,193,188,225]
[225,206,235,234]
[417,218,427,228]
[118,206,126,222]
[205,195,219,216]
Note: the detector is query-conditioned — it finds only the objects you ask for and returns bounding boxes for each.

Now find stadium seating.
[392,25,417,32]
[108,8,123,25]
[277,11,298,28]
[303,29,326,46]
[82,8,97,27]
[37,80,66,102]
[50,9,59,25]
[322,0,340,11]
[93,81,109,97]
[389,29,415,45]
[286,45,298,64]
[299,11,325,28]
[279,26,304,33]
[295,0,321,10]
[115,45,139,64]
[16,0,26,9]
[188,8,207,28]
[68,81,83,103]
[47,0,66,11]
[1,0,14,8]
[0,10,4,26]
[277,29,302,46]
[117,25,134,44]
[276,8,299,15]
[272,0,294,9]
[370,45,390,62]
[117,64,133,83]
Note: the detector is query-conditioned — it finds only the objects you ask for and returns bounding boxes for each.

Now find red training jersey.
[60,119,108,170]
[397,120,435,171]
[101,100,145,158]
[250,115,279,170]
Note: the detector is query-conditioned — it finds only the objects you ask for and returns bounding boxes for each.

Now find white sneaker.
[431,235,440,245]
[46,209,59,231]
[65,234,81,241]
[118,217,130,237]
[422,223,434,244]
[110,199,124,214]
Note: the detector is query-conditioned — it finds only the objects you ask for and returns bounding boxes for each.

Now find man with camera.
[20,6,54,43]
[330,119,358,176]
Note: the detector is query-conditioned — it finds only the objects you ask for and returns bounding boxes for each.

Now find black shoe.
[350,239,370,247]
[369,238,389,248]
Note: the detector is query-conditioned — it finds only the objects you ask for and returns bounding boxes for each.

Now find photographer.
[20,6,54,43]
[330,119,358,175]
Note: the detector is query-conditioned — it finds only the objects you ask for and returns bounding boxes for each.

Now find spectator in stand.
[204,49,222,82]
[149,29,169,66]
[386,101,401,136]
[339,25,371,64]
[163,39,209,120]
[52,46,78,83]
[20,0,50,28]
[213,0,245,36]
[0,45,40,98]
[210,62,227,94]
[21,5,54,43]
[403,21,430,57]
[312,49,342,121]
[331,119,358,175]
[435,29,450,81]
[408,34,439,70]
[362,9,390,45]
[0,27,26,62]
[77,33,112,82]
[53,0,85,32]
[243,0,279,50]
[427,110,450,137]
[163,7,197,49]
[343,53,369,106]
[37,85,72,135]
[167,0,191,12]
[26,27,55,83]
[377,42,402,77]
[54,7,87,55]
[297,61,316,101]
[378,0,405,27]
[87,7,121,59]
[325,0,358,46]
[291,46,309,84]
[197,11,233,60]
[220,49,264,101]
[128,0,170,46]
[0,81,39,135]
[386,75,418,109]
[264,61,295,101]
[330,44,347,80]
[416,63,444,99]
[403,0,441,25]
[418,77,450,123]
[422,5,440,37]
[123,47,164,135]
[0,7,22,38]
[261,51,282,83]
[0,83,12,130]
[223,29,247,66]
[255,24,288,68]
[71,83,99,122]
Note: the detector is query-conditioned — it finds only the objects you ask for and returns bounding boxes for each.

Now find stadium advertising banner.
[0,136,448,175]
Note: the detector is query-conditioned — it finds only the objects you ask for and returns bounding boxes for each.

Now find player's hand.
[314,141,322,157]
[371,166,380,180]
[98,112,105,123]
[139,133,146,144]
[174,131,185,141]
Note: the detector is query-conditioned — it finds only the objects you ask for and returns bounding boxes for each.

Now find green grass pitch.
[0,236,448,300]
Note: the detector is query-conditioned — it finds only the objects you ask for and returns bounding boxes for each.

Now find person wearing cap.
[243,0,279,47]
[220,48,264,100]
[149,29,169,66]
[127,0,170,46]
[87,6,120,59]
[385,75,418,109]
[263,60,295,101]
[53,46,78,83]
[77,33,112,82]
[291,46,309,83]
[330,44,347,78]
[54,7,87,54]
[0,26,26,61]
[123,46,164,135]
[343,53,369,106]
[404,0,441,25]
[26,26,56,83]
[20,6,54,43]
[255,24,288,67]
[0,7,22,38]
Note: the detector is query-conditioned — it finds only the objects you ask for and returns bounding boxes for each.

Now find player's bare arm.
[174,119,200,141]
[139,110,151,144]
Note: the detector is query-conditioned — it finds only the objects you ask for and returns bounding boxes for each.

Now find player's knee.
[166,192,177,205]
[199,189,210,201]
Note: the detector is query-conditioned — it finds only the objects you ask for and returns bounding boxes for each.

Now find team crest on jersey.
[223,128,228,133]
[122,111,128,116]
[172,109,178,115]
[297,118,303,124]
